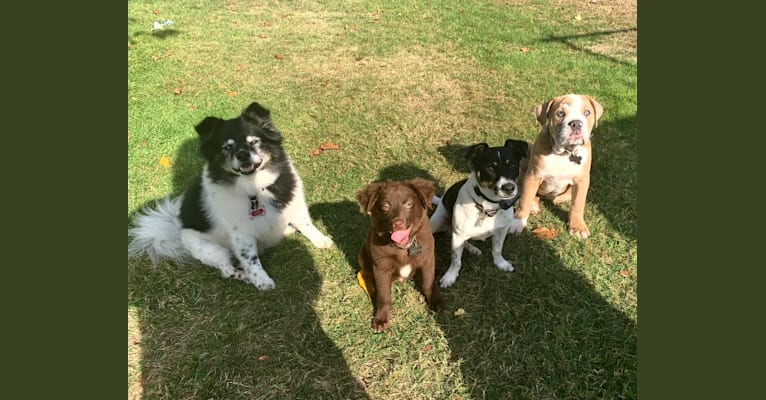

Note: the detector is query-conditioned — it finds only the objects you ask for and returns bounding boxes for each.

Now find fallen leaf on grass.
[152,9,159,15]
[140,140,147,147]
[531,227,558,239]
[235,64,244,71]
[159,156,171,168]
[319,143,339,150]
[310,143,340,157]
[422,344,432,352]
[520,47,529,52]
[274,53,285,59]
[172,87,182,95]
[258,355,269,361]
[454,308,465,316]
[229,91,237,97]
[619,269,630,277]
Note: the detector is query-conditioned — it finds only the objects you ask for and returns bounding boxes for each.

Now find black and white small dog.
[128,102,334,290]
[429,139,529,288]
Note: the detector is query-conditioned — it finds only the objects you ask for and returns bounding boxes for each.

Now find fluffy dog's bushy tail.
[128,196,190,265]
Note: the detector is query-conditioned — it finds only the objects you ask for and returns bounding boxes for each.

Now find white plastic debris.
[151,20,175,31]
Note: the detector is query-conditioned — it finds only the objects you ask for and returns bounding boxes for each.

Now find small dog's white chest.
[399,264,413,280]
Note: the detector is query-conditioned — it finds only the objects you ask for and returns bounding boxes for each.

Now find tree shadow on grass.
[128,137,369,399]
[431,231,637,399]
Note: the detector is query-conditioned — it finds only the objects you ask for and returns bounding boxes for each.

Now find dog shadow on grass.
[431,230,637,399]
[128,138,369,399]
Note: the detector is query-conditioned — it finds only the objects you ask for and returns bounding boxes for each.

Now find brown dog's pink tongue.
[391,228,411,245]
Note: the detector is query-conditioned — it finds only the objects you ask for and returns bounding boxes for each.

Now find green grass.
[129,0,637,398]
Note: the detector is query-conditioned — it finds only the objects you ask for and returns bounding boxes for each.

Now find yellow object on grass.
[356,270,375,298]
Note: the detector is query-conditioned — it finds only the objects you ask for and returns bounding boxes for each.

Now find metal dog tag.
[407,242,422,257]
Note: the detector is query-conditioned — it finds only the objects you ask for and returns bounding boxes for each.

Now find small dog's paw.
[507,217,527,235]
[439,271,458,288]
[494,258,515,272]
[530,197,541,215]
[373,312,390,333]
[568,220,590,239]
[249,273,276,290]
[313,234,335,249]
[465,242,482,256]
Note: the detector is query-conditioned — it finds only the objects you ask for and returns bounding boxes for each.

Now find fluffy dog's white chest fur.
[202,169,292,251]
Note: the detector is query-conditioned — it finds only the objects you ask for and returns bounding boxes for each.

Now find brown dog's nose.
[568,120,583,130]
[392,218,405,230]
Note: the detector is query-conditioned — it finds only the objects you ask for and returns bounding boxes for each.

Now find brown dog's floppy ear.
[241,102,284,143]
[534,97,557,126]
[584,95,604,128]
[194,117,223,143]
[406,178,436,210]
[356,182,383,214]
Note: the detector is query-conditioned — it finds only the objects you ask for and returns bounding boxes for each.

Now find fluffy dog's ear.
[194,117,223,142]
[584,96,604,128]
[504,139,529,161]
[242,102,284,143]
[357,182,382,214]
[406,178,436,210]
[464,143,489,169]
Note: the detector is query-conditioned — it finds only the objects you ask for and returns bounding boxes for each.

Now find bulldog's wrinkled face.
[535,94,603,155]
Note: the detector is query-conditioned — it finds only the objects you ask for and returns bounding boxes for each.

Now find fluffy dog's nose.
[568,120,583,130]
[236,149,250,161]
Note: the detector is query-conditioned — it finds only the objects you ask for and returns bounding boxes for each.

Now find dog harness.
[472,186,519,227]
[391,235,422,257]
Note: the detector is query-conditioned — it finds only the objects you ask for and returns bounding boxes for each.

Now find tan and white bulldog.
[508,94,604,239]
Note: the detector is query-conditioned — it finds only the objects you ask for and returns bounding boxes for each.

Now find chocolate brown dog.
[509,93,604,239]
[357,178,445,333]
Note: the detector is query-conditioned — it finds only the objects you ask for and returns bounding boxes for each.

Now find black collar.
[473,185,518,210]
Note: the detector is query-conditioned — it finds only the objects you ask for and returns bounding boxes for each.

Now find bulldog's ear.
[357,181,383,214]
[194,117,223,142]
[242,102,283,143]
[585,96,604,127]
[464,142,489,166]
[504,139,529,161]
[534,97,558,126]
[406,178,436,210]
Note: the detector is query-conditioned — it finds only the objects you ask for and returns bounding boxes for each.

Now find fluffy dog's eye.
[584,110,591,116]
[248,139,260,147]
[556,110,565,117]
[404,201,413,209]
[222,143,234,151]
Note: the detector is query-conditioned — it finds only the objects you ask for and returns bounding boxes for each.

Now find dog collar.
[473,186,517,211]
[391,235,422,257]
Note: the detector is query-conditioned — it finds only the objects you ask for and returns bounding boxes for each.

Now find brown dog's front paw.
[372,310,390,333]
[530,196,541,215]
[428,294,446,312]
[568,220,590,239]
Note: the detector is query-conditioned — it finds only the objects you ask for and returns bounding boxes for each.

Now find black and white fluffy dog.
[429,139,528,288]
[128,102,334,290]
